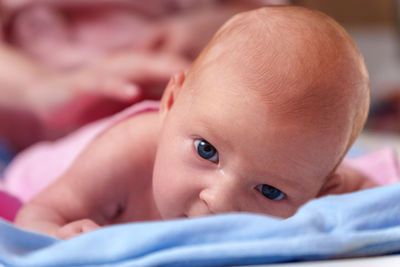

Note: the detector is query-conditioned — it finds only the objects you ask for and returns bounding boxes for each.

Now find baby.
[14,6,370,239]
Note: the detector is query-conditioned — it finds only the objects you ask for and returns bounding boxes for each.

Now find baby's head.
[153,6,369,219]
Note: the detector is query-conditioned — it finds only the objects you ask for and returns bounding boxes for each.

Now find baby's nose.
[199,180,241,214]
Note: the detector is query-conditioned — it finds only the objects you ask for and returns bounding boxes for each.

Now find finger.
[137,52,191,79]
[55,223,81,239]
[55,219,100,239]
[80,219,101,233]
[75,74,142,102]
[101,51,191,82]
[98,78,142,102]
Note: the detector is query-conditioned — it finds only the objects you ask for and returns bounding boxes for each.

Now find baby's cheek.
[153,166,181,217]
[258,201,299,218]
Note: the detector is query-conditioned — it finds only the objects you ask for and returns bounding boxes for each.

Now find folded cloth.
[1,183,400,266]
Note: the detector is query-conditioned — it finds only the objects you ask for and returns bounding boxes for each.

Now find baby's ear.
[160,71,185,118]
[317,172,343,197]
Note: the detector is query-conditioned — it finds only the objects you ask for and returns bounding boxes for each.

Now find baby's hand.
[35,50,190,134]
[55,219,100,239]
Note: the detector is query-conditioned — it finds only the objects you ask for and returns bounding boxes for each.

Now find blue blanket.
[1,183,400,267]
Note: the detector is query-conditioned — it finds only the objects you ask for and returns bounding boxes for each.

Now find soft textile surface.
[1,184,400,266]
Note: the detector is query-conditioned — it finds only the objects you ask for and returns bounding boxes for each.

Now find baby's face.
[152,70,345,219]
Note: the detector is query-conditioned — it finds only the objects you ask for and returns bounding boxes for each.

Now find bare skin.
[15,110,162,236]
[14,6,371,239]
[15,71,372,239]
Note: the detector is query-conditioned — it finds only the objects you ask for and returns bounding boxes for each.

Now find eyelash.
[193,139,219,163]
[256,184,285,201]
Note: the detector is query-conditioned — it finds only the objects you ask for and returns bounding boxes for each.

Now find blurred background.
[295,0,400,104]
[0,0,400,161]
[294,0,400,152]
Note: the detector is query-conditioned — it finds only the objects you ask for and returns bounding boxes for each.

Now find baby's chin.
[157,212,188,220]
[160,214,189,221]
[171,211,214,220]
[180,212,210,219]
[166,208,297,220]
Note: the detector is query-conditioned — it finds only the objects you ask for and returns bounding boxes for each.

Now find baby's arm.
[14,182,104,239]
[14,114,155,238]
[326,163,379,195]
[14,133,127,238]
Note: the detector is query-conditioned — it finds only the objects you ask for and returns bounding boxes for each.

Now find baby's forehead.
[185,71,314,130]
[183,6,367,138]
[186,49,335,123]
[189,6,360,91]
[180,82,339,186]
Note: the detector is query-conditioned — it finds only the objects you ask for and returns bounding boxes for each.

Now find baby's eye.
[256,184,285,200]
[194,139,219,163]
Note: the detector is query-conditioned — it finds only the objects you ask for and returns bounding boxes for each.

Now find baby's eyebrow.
[260,172,299,192]
[262,165,316,195]
[195,116,233,150]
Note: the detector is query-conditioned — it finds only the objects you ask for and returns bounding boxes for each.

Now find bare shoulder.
[116,110,161,146]
[105,110,160,141]
[39,110,160,223]
[95,111,161,221]
[93,110,160,178]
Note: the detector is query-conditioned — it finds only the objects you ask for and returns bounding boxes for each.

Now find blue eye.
[194,139,219,163]
[256,185,285,200]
